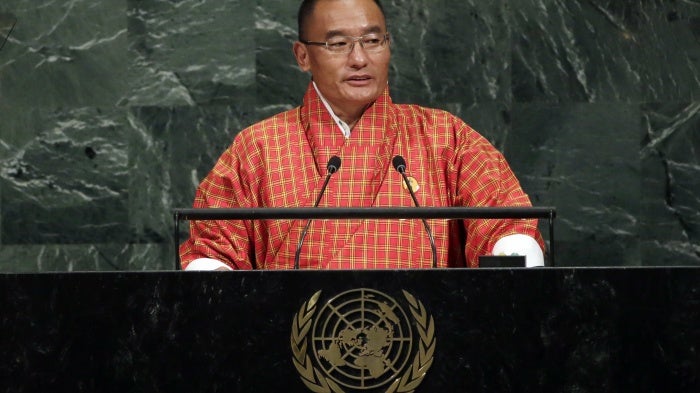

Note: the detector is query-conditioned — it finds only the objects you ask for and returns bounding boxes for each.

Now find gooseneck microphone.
[392,155,438,268]
[294,156,342,269]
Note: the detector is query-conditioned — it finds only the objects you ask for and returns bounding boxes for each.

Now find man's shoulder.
[391,103,467,131]
[244,106,301,133]
[392,103,462,123]
[390,102,491,150]
[233,106,302,143]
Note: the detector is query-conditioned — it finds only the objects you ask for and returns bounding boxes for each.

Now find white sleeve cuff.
[492,234,544,267]
[184,258,233,271]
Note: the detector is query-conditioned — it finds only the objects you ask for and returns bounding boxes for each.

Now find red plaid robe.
[179,83,543,269]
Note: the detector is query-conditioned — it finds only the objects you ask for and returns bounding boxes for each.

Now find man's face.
[294,0,391,117]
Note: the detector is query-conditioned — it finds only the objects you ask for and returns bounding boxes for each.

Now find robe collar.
[299,81,398,176]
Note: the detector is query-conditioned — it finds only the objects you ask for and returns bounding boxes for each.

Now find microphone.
[392,155,438,268]
[294,156,341,269]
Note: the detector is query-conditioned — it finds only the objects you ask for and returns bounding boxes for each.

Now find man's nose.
[347,41,369,67]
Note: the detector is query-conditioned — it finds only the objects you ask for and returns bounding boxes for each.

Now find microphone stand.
[393,156,438,268]
[294,156,341,269]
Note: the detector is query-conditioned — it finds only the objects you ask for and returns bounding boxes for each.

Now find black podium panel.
[1,268,699,392]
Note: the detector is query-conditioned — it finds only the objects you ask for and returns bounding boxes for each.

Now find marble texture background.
[0,0,698,271]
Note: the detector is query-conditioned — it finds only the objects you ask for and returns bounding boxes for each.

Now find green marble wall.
[0,0,698,271]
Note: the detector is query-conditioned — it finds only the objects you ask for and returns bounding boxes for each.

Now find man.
[179,0,544,270]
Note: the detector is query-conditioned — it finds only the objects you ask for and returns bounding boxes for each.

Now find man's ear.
[293,41,311,72]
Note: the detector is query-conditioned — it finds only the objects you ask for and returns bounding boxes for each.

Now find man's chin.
[341,87,382,104]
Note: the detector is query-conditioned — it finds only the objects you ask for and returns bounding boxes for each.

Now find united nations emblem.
[291,289,436,393]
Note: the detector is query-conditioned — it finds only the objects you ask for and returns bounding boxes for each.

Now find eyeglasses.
[300,33,390,54]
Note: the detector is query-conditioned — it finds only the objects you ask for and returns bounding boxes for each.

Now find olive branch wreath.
[290,290,436,393]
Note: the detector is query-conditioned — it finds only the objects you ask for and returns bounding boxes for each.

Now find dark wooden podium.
[1,267,699,392]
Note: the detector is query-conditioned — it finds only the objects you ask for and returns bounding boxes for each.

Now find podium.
[1,267,699,392]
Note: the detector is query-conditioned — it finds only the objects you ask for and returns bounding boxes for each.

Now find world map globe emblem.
[291,289,435,392]
[311,289,414,390]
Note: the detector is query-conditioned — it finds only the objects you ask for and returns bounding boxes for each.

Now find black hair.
[297,0,385,40]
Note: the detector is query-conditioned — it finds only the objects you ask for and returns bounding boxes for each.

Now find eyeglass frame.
[299,32,391,54]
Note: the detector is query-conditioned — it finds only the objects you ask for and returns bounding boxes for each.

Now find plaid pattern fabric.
[179,83,543,269]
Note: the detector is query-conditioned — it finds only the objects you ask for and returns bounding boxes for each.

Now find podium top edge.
[172,207,557,220]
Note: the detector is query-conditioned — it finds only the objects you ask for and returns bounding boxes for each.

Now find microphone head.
[327,156,341,174]
[392,155,407,173]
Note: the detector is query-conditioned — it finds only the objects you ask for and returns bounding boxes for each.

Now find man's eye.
[364,38,381,45]
[328,41,348,47]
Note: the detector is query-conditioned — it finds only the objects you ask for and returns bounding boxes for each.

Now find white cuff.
[492,234,544,267]
[184,258,232,271]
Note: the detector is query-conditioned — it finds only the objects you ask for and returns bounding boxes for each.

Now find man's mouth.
[347,75,372,82]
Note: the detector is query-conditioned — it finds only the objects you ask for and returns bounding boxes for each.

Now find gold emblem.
[401,177,420,193]
[291,289,436,393]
